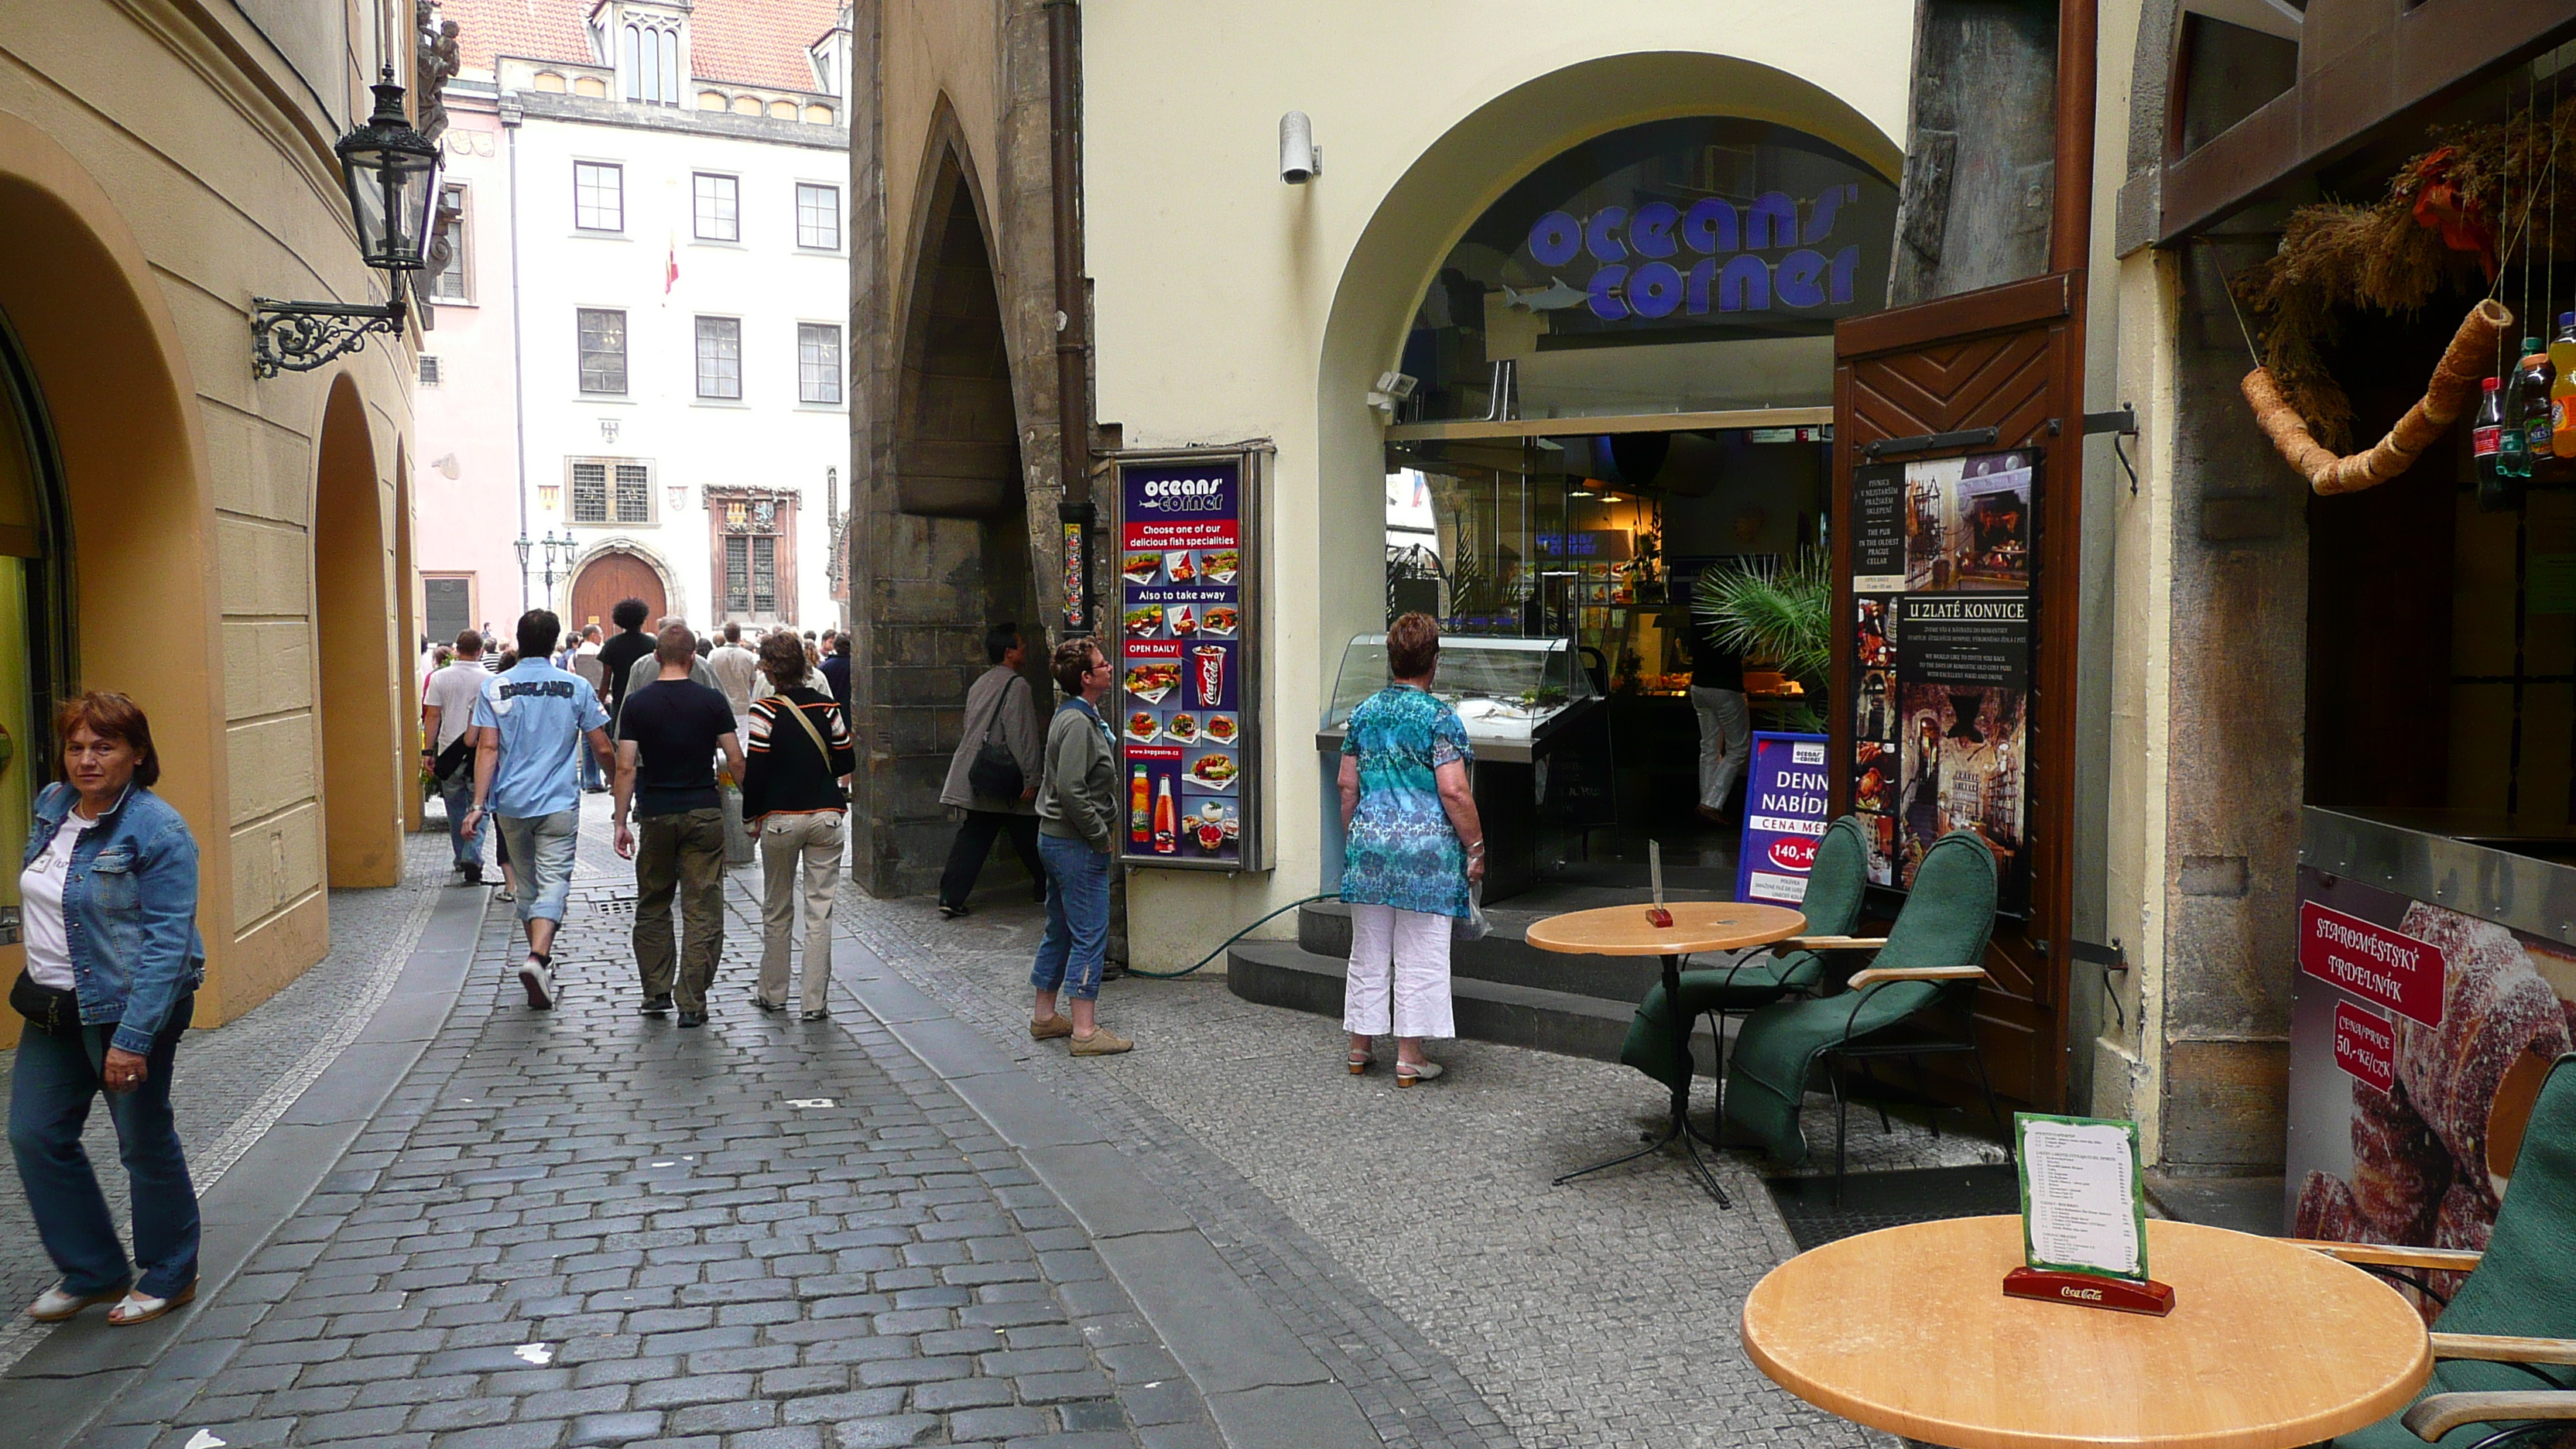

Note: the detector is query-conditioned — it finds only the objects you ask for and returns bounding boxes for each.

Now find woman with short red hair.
[9,691,205,1326]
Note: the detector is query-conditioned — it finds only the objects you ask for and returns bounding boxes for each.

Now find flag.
[664,236,679,294]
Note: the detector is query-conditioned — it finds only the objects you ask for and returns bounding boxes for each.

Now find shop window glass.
[1401,117,1895,422]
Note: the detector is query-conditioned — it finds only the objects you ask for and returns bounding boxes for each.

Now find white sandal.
[105,1283,194,1326]
[26,1283,125,1321]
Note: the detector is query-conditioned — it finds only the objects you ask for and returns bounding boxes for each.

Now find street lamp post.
[513,533,533,618]
[250,69,442,377]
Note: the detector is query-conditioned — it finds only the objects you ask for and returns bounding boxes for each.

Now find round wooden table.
[1742,1215,2432,1449]
[1526,901,1807,1207]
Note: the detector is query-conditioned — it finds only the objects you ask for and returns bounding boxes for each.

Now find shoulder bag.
[966,674,1027,800]
[775,694,845,803]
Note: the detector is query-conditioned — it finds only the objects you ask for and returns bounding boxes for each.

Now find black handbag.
[966,675,1027,800]
[9,969,78,1036]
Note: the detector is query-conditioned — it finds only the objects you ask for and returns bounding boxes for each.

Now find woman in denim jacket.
[10,692,204,1327]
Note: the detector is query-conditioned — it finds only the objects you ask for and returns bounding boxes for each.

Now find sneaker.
[497,888,515,903]
[639,993,673,1016]
[800,1006,830,1022]
[937,901,971,920]
[518,957,556,1010]
[1069,1027,1133,1057]
[677,1010,707,1029]
[752,994,786,1013]
[1029,1015,1074,1041]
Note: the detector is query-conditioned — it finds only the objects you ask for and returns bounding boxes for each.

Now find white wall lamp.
[1279,111,1322,183]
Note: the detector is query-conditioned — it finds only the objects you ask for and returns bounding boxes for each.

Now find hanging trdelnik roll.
[2241,299,2512,495]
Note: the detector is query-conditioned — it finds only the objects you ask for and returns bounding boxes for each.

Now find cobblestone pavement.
[0,829,457,1375]
[77,820,1223,1449]
[835,879,1991,1449]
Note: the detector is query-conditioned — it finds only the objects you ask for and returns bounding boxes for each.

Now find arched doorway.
[568,546,668,632]
[0,308,76,1019]
[313,375,402,887]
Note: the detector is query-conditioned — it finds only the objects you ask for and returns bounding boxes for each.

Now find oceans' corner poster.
[1736,732,1831,906]
[1849,449,2033,909]
[1114,451,1255,869]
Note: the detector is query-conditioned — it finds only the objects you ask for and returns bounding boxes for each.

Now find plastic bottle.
[1129,764,1150,844]
[2520,337,2556,461]
[1151,776,1177,855]
[2501,337,2540,481]
[2550,313,2576,458]
[2477,376,2518,512]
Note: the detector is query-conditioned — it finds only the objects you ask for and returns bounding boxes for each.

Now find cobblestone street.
[0,813,1978,1448]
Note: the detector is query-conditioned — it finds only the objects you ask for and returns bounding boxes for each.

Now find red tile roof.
[442,0,843,93]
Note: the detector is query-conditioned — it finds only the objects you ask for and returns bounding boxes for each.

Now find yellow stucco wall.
[0,0,416,1041]
[1077,11,1918,968]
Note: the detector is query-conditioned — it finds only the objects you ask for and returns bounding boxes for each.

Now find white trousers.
[1344,903,1456,1040]
[1691,685,1752,811]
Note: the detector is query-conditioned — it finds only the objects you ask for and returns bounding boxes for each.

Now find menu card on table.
[2014,1113,2149,1282]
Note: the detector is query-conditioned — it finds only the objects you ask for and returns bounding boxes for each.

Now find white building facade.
[421,0,851,642]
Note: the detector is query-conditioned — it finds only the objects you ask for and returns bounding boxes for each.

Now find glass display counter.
[1317,633,1613,899]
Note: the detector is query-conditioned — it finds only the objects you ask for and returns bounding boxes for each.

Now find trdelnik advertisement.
[1113,450,1258,869]
[1735,732,1830,906]
[2285,868,2576,1317]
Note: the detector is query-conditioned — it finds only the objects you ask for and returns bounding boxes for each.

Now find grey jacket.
[623,653,718,724]
[940,665,1043,814]
[1037,698,1118,851]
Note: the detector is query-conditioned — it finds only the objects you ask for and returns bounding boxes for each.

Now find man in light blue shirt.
[465,609,611,1009]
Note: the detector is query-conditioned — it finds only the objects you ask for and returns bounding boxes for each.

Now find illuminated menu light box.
[1112,448,1264,871]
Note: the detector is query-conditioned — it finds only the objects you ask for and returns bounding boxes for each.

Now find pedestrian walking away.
[615,622,745,1028]
[742,630,855,1019]
[594,597,656,733]
[1030,638,1132,1055]
[9,692,207,1327]
[937,622,1045,917]
[1338,611,1483,1087]
[708,619,760,732]
[622,615,719,709]
[464,609,614,1010]
[1686,608,1749,824]
[571,625,608,793]
[422,628,492,883]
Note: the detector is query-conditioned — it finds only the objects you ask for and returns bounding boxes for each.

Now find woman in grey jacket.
[1029,638,1132,1055]
[936,624,1046,917]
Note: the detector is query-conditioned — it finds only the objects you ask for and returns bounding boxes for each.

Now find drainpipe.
[1046,0,1093,639]
[502,96,533,616]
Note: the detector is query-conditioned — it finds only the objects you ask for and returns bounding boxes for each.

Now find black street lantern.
[336,72,443,272]
[251,68,442,377]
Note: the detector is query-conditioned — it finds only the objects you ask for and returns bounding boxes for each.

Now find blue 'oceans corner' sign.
[1735,731,1832,906]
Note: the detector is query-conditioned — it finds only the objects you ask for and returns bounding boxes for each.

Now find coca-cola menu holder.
[2006,1113,2174,1317]
[1108,447,1267,872]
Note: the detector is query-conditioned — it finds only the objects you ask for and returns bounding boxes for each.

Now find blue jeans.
[440,763,485,870]
[495,809,577,923]
[1033,833,1111,1002]
[8,995,199,1297]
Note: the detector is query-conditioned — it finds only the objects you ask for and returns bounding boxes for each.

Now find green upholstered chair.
[1720,829,2003,1196]
[1618,816,1874,1094]
[2314,1051,2576,1449]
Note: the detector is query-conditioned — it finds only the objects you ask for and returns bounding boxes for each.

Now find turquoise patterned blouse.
[1338,684,1474,919]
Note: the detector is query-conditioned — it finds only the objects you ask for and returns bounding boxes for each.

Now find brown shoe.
[1029,1015,1074,1041]
[1069,1027,1132,1056]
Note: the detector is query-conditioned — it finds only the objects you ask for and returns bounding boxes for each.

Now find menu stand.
[2002,1266,2176,1317]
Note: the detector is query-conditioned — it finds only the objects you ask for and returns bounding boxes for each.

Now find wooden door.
[1831,271,2082,1112]
[568,550,665,633]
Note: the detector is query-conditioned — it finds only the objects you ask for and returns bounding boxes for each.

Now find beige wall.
[0,0,417,1040]
[1078,11,1916,967]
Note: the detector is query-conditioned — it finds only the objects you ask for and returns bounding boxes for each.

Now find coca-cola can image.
[1192,645,1226,707]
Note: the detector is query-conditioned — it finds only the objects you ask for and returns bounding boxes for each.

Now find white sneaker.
[518,957,556,1009]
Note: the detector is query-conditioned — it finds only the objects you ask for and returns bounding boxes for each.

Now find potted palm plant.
[1691,548,1829,733]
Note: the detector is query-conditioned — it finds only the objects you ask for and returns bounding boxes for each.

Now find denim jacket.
[23,782,205,1054]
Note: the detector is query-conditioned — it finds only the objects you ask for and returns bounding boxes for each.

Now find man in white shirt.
[420,629,493,884]
[707,621,761,733]
[573,625,608,793]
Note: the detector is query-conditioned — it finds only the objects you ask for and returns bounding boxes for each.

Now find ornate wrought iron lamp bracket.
[251,294,410,378]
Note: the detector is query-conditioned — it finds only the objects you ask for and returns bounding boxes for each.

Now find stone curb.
[834,935,1383,1449]
[6,885,492,1449]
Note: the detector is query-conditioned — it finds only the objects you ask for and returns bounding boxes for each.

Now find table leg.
[1551,952,1732,1208]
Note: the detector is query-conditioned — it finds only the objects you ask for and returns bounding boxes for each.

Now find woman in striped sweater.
[742,632,858,1019]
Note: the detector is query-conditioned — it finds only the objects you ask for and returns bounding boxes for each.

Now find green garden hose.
[1122,893,1339,978]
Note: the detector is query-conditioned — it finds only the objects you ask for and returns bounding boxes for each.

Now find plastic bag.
[1454,882,1490,941]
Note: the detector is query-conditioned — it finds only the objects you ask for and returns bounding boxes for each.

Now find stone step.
[1227,937,1730,1076]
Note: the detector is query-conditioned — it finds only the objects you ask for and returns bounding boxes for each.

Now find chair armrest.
[2430,1334,2576,1366]
[1845,964,1988,988]
[1773,936,1889,954]
[2296,1240,2485,1273]
[2403,1391,2576,1440]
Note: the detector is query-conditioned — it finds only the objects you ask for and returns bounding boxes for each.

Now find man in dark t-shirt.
[614,623,745,1027]
[594,596,657,728]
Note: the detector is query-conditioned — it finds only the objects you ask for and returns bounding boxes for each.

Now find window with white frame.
[428,183,470,300]
[692,173,738,242]
[623,19,680,104]
[569,460,654,525]
[796,323,841,405]
[574,161,623,231]
[694,317,742,399]
[577,308,628,395]
[796,183,839,250]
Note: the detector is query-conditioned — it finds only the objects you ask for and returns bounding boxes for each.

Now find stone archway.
[313,373,403,887]
[567,544,673,633]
